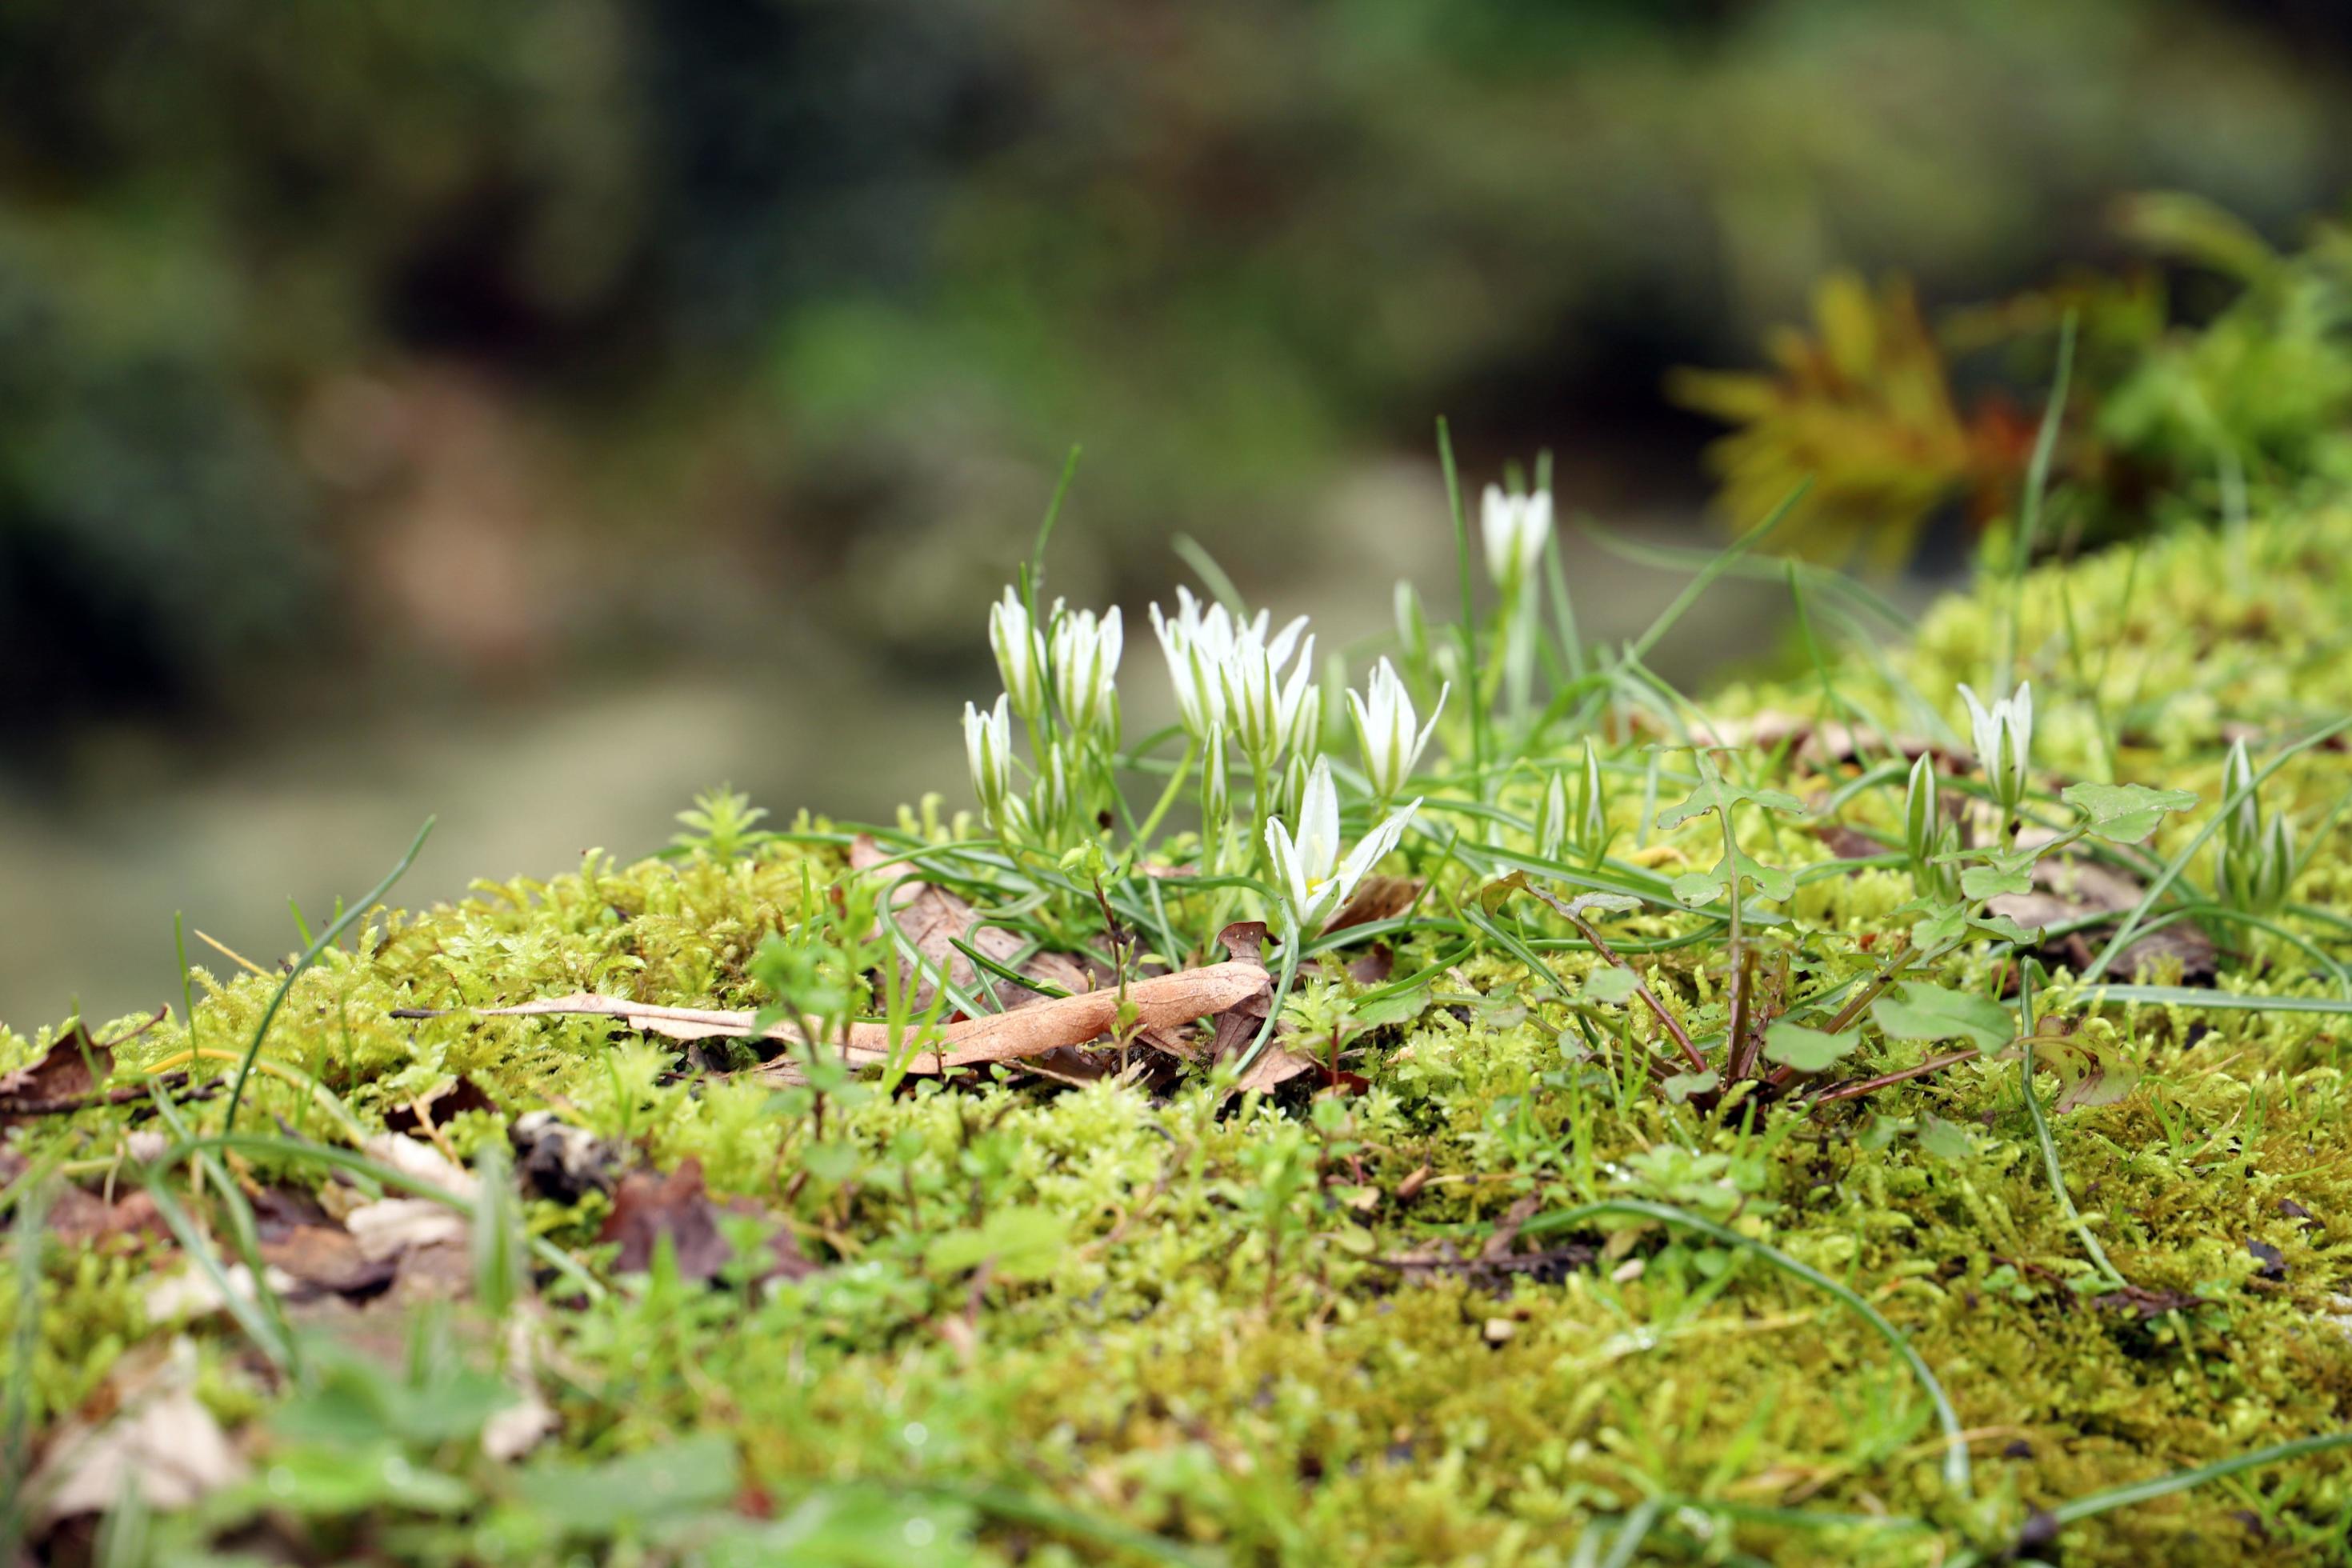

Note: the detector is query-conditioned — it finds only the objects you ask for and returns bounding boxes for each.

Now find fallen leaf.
[258,1223,400,1298]
[1988,848,2216,983]
[1330,876,1422,933]
[42,1186,167,1247]
[597,1158,811,1285]
[145,1262,300,1326]
[26,1340,245,1523]
[385,1074,498,1135]
[414,951,1271,1081]
[0,1024,114,1126]
[600,1161,730,1278]
[850,835,1094,1012]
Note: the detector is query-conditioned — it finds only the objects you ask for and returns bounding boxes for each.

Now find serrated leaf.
[1657,779,1810,829]
[1960,862,2034,901]
[1672,845,1796,907]
[1906,900,1970,949]
[1662,1070,1720,1104]
[2062,782,2200,844]
[1762,1021,1863,1074]
[1871,983,2015,1051]
[1580,967,1640,1005]
[1970,912,2045,946]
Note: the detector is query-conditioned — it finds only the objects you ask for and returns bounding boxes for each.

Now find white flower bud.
[988,590,1047,725]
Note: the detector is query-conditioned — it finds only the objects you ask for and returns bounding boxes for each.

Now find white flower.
[1148,588,1306,742]
[1262,757,1419,935]
[962,695,1012,820]
[1346,658,1446,800]
[987,590,1047,725]
[1481,485,1553,589]
[1050,604,1122,737]
[1958,680,2034,812]
[1218,622,1318,774]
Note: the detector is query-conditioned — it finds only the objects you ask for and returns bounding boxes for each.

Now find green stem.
[1131,740,1197,848]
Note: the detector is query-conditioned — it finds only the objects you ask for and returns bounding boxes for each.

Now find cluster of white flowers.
[959,575,1451,934]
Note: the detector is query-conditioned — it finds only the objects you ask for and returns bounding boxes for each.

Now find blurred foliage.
[1,0,2349,731]
[1679,193,2352,562]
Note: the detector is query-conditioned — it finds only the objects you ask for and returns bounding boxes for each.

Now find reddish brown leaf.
[0,1025,114,1124]
[385,1074,498,1135]
[595,1163,811,1286]
[1330,876,1422,934]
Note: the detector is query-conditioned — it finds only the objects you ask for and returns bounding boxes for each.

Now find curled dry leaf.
[342,1134,476,1261]
[412,955,1270,1079]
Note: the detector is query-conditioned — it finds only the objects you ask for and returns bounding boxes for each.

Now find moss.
[6,507,2352,1564]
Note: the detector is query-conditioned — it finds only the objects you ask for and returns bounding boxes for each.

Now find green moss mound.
[6,507,2352,1566]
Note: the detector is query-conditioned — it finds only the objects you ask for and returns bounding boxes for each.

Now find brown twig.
[1805,1048,1982,1108]
[0,1072,204,1119]
[1550,905,1709,1074]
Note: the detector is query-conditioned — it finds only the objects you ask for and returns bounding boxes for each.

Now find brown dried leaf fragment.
[850,834,1093,1012]
[599,1158,812,1285]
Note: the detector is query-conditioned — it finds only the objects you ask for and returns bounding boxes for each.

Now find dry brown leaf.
[1990,850,2216,983]
[26,1340,244,1524]
[423,956,1268,1078]
[598,1157,813,1284]
[850,834,1094,1011]
[1330,876,1422,933]
[0,1024,114,1126]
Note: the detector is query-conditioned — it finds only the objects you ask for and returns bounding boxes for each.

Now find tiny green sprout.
[1534,768,1570,861]
[1903,752,1958,899]
[1201,723,1232,834]
[670,786,775,858]
[1393,578,1430,676]
[2215,739,2297,914]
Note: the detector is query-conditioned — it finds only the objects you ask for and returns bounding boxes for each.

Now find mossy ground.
[6,509,2352,1566]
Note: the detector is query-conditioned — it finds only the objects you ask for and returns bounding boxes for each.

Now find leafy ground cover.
[6,438,2352,1564]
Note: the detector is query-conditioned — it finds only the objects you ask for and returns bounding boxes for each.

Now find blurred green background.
[3,0,2349,1025]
